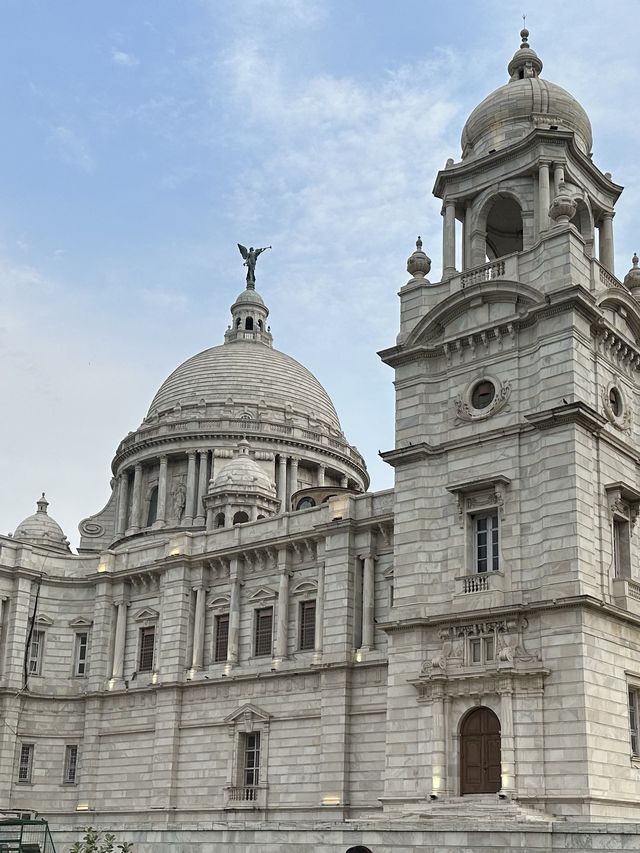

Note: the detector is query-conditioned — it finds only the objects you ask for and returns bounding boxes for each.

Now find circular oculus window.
[608,386,622,417]
[471,379,496,410]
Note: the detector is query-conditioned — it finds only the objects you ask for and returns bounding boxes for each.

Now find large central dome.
[148,341,342,431]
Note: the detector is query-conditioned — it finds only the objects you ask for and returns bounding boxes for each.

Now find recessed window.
[474,513,499,573]
[254,607,273,657]
[138,626,155,673]
[613,517,631,578]
[245,317,254,331]
[63,745,79,784]
[147,486,158,526]
[18,744,34,783]
[609,387,622,417]
[215,512,225,529]
[298,600,316,651]
[74,632,89,677]
[28,630,45,675]
[214,614,229,663]
[471,380,496,410]
[233,511,249,525]
[469,636,495,665]
[242,732,260,787]
[629,687,640,756]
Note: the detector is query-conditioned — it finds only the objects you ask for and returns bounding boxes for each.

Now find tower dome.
[461,29,593,160]
[14,494,71,553]
[212,440,276,496]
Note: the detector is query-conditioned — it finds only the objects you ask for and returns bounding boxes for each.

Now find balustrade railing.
[228,785,259,802]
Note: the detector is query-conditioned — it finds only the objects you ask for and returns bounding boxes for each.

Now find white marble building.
[3,30,640,852]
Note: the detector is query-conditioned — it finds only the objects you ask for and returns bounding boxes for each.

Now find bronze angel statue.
[238,243,271,288]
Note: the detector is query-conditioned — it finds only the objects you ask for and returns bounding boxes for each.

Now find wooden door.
[460,707,501,794]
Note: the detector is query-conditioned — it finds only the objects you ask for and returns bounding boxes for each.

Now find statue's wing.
[237,243,249,260]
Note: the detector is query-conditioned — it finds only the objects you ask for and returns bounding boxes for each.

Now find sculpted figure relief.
[172,483,186,520]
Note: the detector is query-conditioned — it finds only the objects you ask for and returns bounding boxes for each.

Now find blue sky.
[1,0,639,545]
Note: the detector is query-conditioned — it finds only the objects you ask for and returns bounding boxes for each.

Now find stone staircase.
[402,794,558,824]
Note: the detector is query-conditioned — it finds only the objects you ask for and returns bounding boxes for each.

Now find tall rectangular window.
[214,614,229,663]
[138,626,155,673]
[18,744,34,783]
[74,632,89,677]
[614,518,631,578]
[629,687,640,756]
[298,600,316,651]
[254,608,273,657]
[63,745,79,784]
[474,513,499,573]
[28,630,45,675]
[243,732,261,786]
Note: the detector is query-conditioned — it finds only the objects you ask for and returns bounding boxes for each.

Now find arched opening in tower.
[485,196,523,260]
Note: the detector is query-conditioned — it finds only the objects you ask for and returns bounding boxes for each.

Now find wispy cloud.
[48,125,95,172]
[111,48,139,67]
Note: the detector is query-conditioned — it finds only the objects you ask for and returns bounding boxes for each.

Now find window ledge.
[455,571,504,595]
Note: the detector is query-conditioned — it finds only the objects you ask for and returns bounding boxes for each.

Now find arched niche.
[597,291,640,344]
[469,188,528,267]
[233,511,249,525]
[146,486,158,527]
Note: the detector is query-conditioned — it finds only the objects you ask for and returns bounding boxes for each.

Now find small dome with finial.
[406,236,432,281]
[14,493,71,553]
[624,253,640,292]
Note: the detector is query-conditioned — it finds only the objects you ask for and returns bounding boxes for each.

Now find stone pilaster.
[156,455,168,527]
[195,450,208,525]
[499,679,516,796]
[129,463,143,532]
[313,559,325,664]
[278,455,288,512]
[157,563,191,682]
[227,558,242,667]
[191,584,206,669]
[115,471,129,536]
[4,574,36,690]
[152,686,183,808]
[319,667,351,815]
[275,549,290,661]
[111,597,128,680]
[184,451,198,525]
[289,457,299,503]
[442,200,456,278]
[317,463,326,487]
[538,161,550,233]
[360,553,376,650]
[88,576,115,691]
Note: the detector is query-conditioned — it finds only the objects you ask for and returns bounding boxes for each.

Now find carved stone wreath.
[455,375,512,423]
[601,383,632,433]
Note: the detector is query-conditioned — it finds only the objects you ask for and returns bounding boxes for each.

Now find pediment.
[292,580,318,596]
[406,280,540,347]
[68,617,93,628]
[35,613,54,626]
[225,703,271,725]
[133,607,159,622]
[247,586,277,602]
[207,594,230,611]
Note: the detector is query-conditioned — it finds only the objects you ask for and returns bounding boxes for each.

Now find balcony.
[225,785,266,808]
[612,577,640,618]
[455,571,505,610]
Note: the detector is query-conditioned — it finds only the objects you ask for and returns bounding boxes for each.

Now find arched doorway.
[460,706,501,794]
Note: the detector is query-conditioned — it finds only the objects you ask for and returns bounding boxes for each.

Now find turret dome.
[14,494,71,553]
[461,30,592,160]
[213,441,276,495]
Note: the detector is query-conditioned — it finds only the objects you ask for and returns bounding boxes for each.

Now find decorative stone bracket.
[605,481,640,531]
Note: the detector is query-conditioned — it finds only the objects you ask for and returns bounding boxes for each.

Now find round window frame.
[458,373,510,422]
[602,381,630,432]
[470,379,496,410]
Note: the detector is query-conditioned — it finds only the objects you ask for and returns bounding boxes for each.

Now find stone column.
[195,450,209,525]
[278,455,288,512]
[553,162,565,195]
[430,680,448,797]
[317,463,326,487]
[360,553,376,650]
[275,549,290,661]
[111,600,128,680]
[538,161,550,233]
[191,585,206,669]
[156,456,168,526]
[184,451,197,525]
[313,560,325,663]
[115,471,129,536]
[499,680,516,795]
[227,559,241,667]
[600,211,615,274]
[442,201,456,278]
[463,203,472,270]
[289,457,299,504]
[129,463,143,532]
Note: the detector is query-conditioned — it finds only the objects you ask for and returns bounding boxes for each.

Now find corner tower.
[380,31,640,822]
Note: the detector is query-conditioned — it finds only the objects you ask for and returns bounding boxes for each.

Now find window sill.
[456,571,504,596]
[16,781,33,786]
